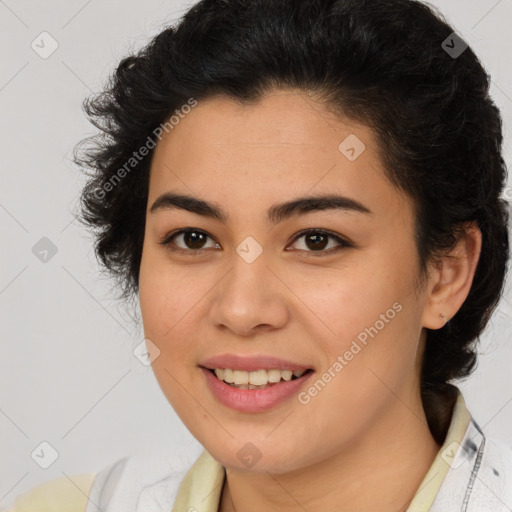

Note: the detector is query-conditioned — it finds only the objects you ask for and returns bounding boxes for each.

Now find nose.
[208,248,290,337]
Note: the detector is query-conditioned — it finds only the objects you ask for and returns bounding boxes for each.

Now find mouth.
[202,367,315,390]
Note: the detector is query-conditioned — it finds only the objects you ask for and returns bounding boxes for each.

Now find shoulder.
[86,451,193,511]
[5,473,96,512]
[463,434,512,511]
[464,430,512,511]
[4,448,211,512]
[481,435,512,484]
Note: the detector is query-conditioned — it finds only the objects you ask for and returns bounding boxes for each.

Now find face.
[138,89,430,474]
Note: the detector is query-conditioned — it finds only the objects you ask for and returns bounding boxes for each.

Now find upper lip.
[200,353,313,372]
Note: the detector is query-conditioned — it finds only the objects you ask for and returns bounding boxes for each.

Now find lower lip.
[200,367,314,413]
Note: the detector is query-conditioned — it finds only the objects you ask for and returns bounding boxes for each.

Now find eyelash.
[158,228,352,257]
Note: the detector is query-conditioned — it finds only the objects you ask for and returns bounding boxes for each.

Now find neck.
[219,388,445,512]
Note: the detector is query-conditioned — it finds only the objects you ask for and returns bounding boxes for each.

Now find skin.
[138,89,482,512]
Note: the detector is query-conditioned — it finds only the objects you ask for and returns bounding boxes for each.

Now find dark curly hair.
[73,0,510,442]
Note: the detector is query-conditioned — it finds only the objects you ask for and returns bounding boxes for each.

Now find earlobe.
[421,222,482,330]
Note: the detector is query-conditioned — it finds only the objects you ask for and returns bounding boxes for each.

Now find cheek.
[293,301,421,460]
[138,256,201,412]
[139,250,208,339]
[289,250,422,377]
[138,250,217,402]
[288,256,412,335]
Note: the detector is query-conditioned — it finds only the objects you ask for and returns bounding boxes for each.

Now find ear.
[421,222,482,330]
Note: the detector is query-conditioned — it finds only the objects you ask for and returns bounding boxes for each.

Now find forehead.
[148,90,412,222]
[153,89,376,161]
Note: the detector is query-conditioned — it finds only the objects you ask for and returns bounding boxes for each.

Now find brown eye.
[159,229,220,254]
[304,232,329,250]
[288,229,352,256]
[181,230,208,249]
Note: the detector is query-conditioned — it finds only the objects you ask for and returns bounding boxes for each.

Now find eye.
[159,228,352,256]
[158,228,220,255]
[287,229,352,256]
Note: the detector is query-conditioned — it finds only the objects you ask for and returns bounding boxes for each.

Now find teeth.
[267,369,282,383]
[223,368,234,383]
[233,370,249,385]
[211,368,307,387]
[281,370,293,381]
[248,369,267,385]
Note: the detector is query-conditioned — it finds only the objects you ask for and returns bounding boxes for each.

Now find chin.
[205,439,307,475]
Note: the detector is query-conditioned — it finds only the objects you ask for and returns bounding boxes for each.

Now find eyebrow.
[149,192,372,224]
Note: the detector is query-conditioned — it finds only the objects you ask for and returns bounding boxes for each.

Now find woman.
[8,0,511,510]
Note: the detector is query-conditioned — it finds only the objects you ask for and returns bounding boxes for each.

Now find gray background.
[1,0,511,507]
